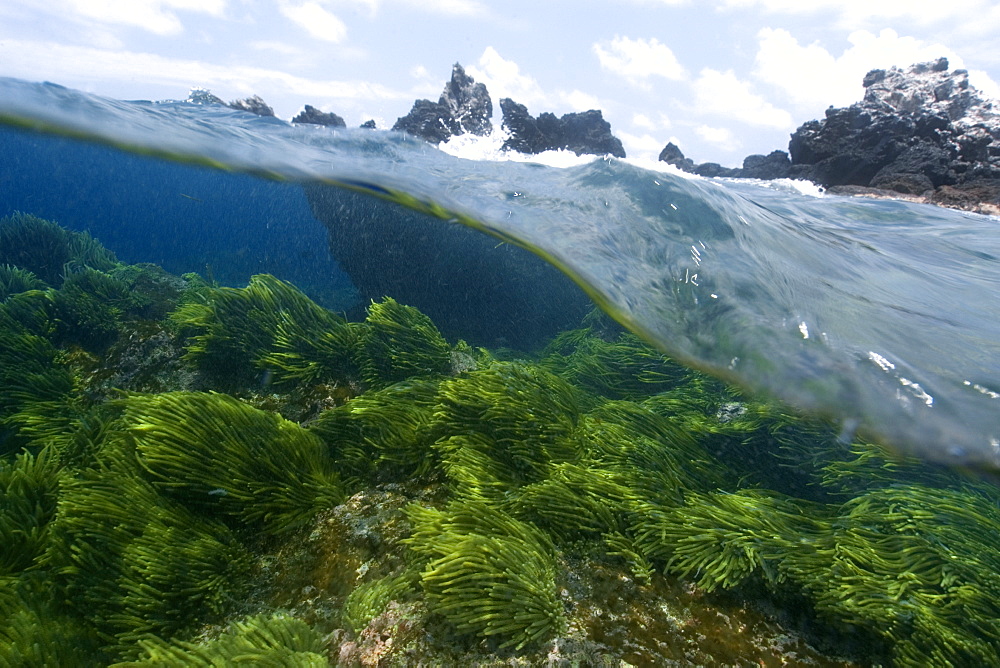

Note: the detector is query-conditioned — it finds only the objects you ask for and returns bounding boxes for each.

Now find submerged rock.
[303,185,594,350]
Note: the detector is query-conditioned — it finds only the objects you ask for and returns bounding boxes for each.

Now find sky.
[2,0,999,166]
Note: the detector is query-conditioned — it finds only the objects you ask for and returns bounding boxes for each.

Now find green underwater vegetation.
[3,213,1000,665]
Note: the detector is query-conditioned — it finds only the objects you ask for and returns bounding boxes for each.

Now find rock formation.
[661,58,1000,211]
[501,99,626,158]
[227,95,275,117]
[392,63,492,143]
[292,105,346,127]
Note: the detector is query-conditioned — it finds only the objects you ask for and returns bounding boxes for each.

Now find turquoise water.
[1,76,999,470]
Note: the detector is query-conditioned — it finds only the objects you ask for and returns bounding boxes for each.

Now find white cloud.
[403,0,486,15]
[336,0,486,15]
[280,1,347,42]
[753,28,990,112]
[249,40,303,56]
[618,130,667,160]
[695,124,739,150]
[718,0,990,29]
[561,89,602,112]
[692,68,793,129]
[0,38,406,115]
[633,113,656,131]
[59,0,226,35]
[632,112,671,131]
[969,70,1000,102]
[467,47,549,108]
[592,36,686,88]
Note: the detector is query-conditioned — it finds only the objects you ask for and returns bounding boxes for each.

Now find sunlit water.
[1,77,998,470]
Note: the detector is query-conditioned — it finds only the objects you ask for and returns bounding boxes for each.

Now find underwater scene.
[1,78,1000,667]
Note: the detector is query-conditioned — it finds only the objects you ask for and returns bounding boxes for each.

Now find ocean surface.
[1,76,999,471]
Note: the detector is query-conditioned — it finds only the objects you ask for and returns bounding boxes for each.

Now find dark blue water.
[0,125,353,309]
[2,77,998,470]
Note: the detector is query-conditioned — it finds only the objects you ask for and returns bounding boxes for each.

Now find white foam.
[437,130,602,168]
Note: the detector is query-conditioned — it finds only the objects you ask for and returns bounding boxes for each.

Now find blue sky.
[2,0,999,165]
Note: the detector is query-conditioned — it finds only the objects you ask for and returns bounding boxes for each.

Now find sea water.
[2,76,996,469]
[3,76,1000,666]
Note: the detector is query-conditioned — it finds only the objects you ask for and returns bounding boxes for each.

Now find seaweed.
[170,273,362,389]
[307,377,441,484]
[43,458,255,655]
[0,572,107,667]
[114,612,328,666]
[405,500,565,650]
[431,362,584,497]
[0,212,116,286]
[359,296,453,387]
[126,391,344,537]
[0,263,46,301]
[0,446,62,574]
[0,301,79,454]
[541,327,689,400]
[342,570,421,634]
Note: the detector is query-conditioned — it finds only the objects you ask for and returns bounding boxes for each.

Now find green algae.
[3,216,1000,666]
[113,612,329,667]
[126,390,344,537]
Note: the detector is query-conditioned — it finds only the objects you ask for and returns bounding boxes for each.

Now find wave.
[2,77,999,469]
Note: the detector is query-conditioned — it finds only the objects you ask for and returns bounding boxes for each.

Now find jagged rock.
[657,144,788,180]
[439,63,492,136]
[789,58,1000,196]
[740,151,791,180]
[392,63,492,143]
[500,99,626,157]
[660,58,1000,209]
[392,99,459,143]
[292,105,346,127]
[186,88,225,106]
[693,163,739,178]
[658,142,696,171]
[227,95,275,117]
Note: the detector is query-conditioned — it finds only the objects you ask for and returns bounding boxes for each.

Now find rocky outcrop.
[292,105,346,127]
[661,58,1000,211]
[788,58,1000,196]
[227,95,275,117]
[659,143,789,180]
[392,63,492,143]
[500,99,626,157]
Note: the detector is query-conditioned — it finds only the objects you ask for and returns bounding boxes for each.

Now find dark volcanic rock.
[500,99,626,157]
[292,105,346,127]
[439,63,492,136]
[227,95,275,117]
[657,143,787,180]
[741,151,791,180]
[392,63,492,143]
[789,58,1000,197]
[303,185,594,350]
[660,58,1000,210]
[658,142,695,171]
[392,99,459,144]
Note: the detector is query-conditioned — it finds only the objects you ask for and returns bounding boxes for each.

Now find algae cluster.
[2,212,1000,666]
